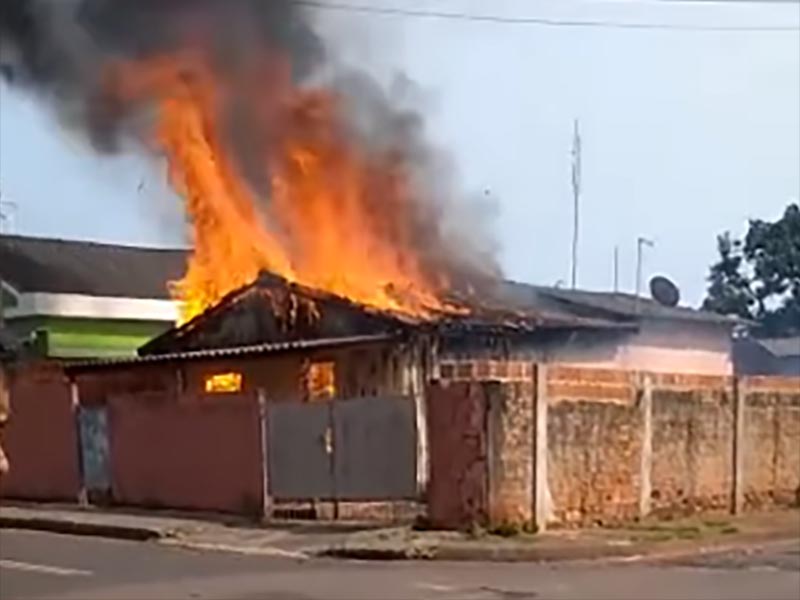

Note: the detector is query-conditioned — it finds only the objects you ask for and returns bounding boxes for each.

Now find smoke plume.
[1,0,499,313]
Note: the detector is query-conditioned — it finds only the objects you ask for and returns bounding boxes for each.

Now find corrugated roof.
[757,337,800,358]
[65,334,396,373]
[495,281,738,326]
[0,235,187,299]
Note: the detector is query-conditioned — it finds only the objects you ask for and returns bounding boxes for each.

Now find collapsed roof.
[139,271,733,357]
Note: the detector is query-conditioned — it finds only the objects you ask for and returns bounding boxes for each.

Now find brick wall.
[439,359,533,383]
[548,398,643,525]
[426,381,488,529]
[76,365,178,407]
[486,381,534,526]
[0,362,81,501]
[743,386,800,508]
[108,391,263,515]
[428,364,800,530]
[650,389,734,514]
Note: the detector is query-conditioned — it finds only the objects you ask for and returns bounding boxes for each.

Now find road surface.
[1,529,798,600]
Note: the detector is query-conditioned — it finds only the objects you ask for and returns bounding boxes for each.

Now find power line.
[652,0,798,4]
[298,0,800,32]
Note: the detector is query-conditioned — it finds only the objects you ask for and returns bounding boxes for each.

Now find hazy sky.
[1,0,798,305]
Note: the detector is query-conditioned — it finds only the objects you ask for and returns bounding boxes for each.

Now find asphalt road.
[1,529,798,600]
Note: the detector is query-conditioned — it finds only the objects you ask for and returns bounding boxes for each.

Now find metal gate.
[77,406,111,493]
[266,396,417,502]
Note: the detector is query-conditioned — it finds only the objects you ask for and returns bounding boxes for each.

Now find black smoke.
[1,0,323,149]
[0,0,500,288]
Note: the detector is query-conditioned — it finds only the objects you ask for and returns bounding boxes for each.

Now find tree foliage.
[703,202,800,336]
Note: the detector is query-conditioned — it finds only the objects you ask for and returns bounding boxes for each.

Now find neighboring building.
[734,336,800,376]
[0,235,186,358]
[493,283,738,375]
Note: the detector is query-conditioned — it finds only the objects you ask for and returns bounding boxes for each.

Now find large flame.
[106,54,459,323]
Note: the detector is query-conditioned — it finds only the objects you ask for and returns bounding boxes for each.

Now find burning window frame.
[203,372,243,394]
[306,361,336,401]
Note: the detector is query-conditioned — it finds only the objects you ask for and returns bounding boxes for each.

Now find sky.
[1,0,798,306]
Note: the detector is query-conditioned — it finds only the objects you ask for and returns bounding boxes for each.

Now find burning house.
[1,1,755,525]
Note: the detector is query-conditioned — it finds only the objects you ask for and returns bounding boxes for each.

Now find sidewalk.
[322,510,800,562]
[0,502,382,559]
[2,502,798,563]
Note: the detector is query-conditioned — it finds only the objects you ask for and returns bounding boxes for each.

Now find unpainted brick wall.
[486,381,533,526]
[548,398,642,525]
[546,366,640,525]
[743,387,800,508]
[439,359,533,383]
[650,389,734,514]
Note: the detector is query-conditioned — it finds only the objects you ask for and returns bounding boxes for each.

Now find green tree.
[702,232,754,320]
[703,202,800,336]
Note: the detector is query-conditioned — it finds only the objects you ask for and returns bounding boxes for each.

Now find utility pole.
[635,237,655,314]
[570,119,582,289]
[613,245,620,293]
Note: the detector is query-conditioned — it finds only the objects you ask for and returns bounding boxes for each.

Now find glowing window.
[308,362,336,400]
[204,372,243,394]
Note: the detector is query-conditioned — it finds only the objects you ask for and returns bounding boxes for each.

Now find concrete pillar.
[533,364,549,532]
[70,380,89,507]
[638,374,653,518]
[732,376,746,515]
[257,388,271,520]
[410,351,429,496]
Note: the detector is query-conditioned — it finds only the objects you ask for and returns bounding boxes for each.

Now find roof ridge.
[0,233,188,253]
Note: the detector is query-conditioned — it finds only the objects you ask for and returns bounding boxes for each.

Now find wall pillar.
[257,388,271,520]
[533,364,549,531]
[638,374,653,518]
[71,380,89,507]
[732,376,745,514]
[410,349,429,496]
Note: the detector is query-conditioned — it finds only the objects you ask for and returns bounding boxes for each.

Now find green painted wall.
[7,316,174,358]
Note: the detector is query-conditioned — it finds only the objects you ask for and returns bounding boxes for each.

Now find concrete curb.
[319,534,800,564]
[160,538,310,561]
[0,516,168,542]
[318,544,634,563]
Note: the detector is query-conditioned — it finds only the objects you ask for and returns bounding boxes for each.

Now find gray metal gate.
[77,406,111,493]
[266,396,417,502]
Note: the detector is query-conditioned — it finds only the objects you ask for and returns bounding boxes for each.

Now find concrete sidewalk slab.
[319,510,800,563]
[0,503,376,558]
[0,504,205,541]
[2,502,798,564]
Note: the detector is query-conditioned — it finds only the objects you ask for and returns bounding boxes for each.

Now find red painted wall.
[426,382,488,529]
[0,363,81,501]
[108,392,263,515]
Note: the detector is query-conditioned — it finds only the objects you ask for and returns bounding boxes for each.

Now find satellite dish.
[650,276,680,307]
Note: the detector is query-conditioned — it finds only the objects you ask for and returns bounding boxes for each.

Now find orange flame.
[106,54,461,323]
